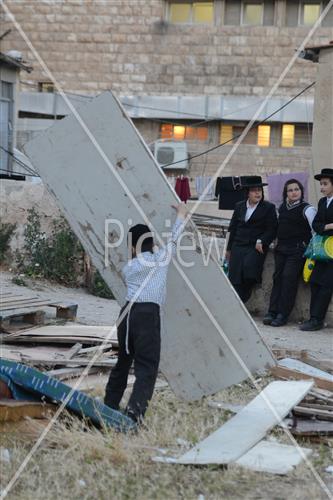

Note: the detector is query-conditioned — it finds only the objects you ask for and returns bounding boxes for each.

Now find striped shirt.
[123,218,185,306]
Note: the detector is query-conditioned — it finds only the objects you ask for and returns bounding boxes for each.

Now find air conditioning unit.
[154,140,188,170]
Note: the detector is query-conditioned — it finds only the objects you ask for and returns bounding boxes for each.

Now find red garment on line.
[175,177,191,203]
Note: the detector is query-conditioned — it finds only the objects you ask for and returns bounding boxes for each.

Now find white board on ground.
[235,440,312,475]
[25,91,275,401]
[154,440,312,475]
[279,358,333,382]
[155,380,313,464]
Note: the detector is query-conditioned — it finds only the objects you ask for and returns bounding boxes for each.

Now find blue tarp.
[0,358,135,432]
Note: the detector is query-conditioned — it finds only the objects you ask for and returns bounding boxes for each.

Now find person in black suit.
[263,179,316,327]
[300,168,333,331]
[226,176,278,303]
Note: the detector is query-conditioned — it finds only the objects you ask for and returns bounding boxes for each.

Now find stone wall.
[1,0,332,97]
[0,179,61,254]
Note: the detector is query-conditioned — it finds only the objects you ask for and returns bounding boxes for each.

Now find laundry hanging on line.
[215,176,247,210]
[195,176,215,201]
[175,176,191,203]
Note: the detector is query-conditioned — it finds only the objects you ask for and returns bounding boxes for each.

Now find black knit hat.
[314,168,333,181]
[128,224,153,249]
[242,175,268,188]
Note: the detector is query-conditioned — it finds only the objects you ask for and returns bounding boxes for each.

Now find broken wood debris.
[0,292,78,330]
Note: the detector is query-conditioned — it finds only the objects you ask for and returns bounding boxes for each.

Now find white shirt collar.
[246,200,259,209]
[327,195,333,207]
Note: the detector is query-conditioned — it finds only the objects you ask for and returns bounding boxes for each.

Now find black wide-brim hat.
[314,168,333,181]
[242,175,268,188]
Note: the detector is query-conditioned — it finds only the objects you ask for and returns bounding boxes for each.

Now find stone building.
[1,0,333,197]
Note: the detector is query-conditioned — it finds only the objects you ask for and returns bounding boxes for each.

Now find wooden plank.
[0,301,53,312]
[235,441,312,475]
[303,356,333,374]
[9,324,118,339]
[300,402,333,411]
[25,90,276,401]
[271,366,333,392]
[0,400,55,422]
[272,349,308,361]
[279,358,333,382]
[0,296,42,306]
[65,343,83,359]
[293,406,333,421]
[156,380,313,464]
[289,419,333,436]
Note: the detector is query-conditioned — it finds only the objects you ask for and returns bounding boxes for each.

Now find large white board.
[25,91,275,401]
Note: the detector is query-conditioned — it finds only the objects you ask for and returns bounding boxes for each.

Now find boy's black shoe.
[263,312,276,325]
[271,314,288,327]
[299,319,324,331]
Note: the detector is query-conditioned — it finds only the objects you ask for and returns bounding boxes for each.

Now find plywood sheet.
[235,440,312,474]
[156,380,313,464]
[25,91,275,401]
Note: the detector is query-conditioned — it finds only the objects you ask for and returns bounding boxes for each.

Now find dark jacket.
[310,197,333,288]
[227,199,278,251]
[227,199,278,285]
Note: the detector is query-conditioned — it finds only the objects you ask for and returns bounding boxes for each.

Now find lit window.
[193,2,214,23]
[303,4,321,25]
[173,125,186,140]
[169,3,191,23]
[160,123,208,141]
[196,126,208,140]
[220,125,234,144]
[161,123,173,139]
[257,125,271,147]
[281,124,295,148]
[168,2,213,24]
[242,3,263,25]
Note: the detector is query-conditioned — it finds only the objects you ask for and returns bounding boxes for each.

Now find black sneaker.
[271,314,288,327]
[299,319,324,331]
[263,312,276,325]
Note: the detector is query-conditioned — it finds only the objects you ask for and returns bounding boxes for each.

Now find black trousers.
[234,282,255,303]
[310,283,333,322]
[104,302,161,421]
[268,245,305,318]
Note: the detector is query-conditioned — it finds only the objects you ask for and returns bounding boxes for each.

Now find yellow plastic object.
[303,258,315,283]
[324,236,333,259]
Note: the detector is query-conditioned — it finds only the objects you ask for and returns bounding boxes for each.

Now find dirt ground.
[1,270,333,500]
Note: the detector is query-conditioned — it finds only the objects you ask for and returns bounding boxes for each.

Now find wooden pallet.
[0,292,78,329]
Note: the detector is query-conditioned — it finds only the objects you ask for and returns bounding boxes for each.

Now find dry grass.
[1,380,332,500]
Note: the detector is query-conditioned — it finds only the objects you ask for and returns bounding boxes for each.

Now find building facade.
[1,0,333,196]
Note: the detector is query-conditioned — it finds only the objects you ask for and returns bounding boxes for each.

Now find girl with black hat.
[300,168,333,331]
[263,179,316,327]
[226,176,278,303]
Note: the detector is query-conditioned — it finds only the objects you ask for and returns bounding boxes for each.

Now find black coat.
[310,197,333,288]
[227,200,278,285]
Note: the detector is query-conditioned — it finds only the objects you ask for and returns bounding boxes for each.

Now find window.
[38,81,55,93]
[225,0,274,25]
[161,123,208,140]
[242,2,264,25]
[220,124,234,144]
[302,3,321,25]
[286,1,326,26]
[281,124,295,147]
[257,125,271,147]
[168,1,214,24]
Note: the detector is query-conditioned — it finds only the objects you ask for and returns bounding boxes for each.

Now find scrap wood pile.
[1,324,120,393]
[270,349,333,444]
